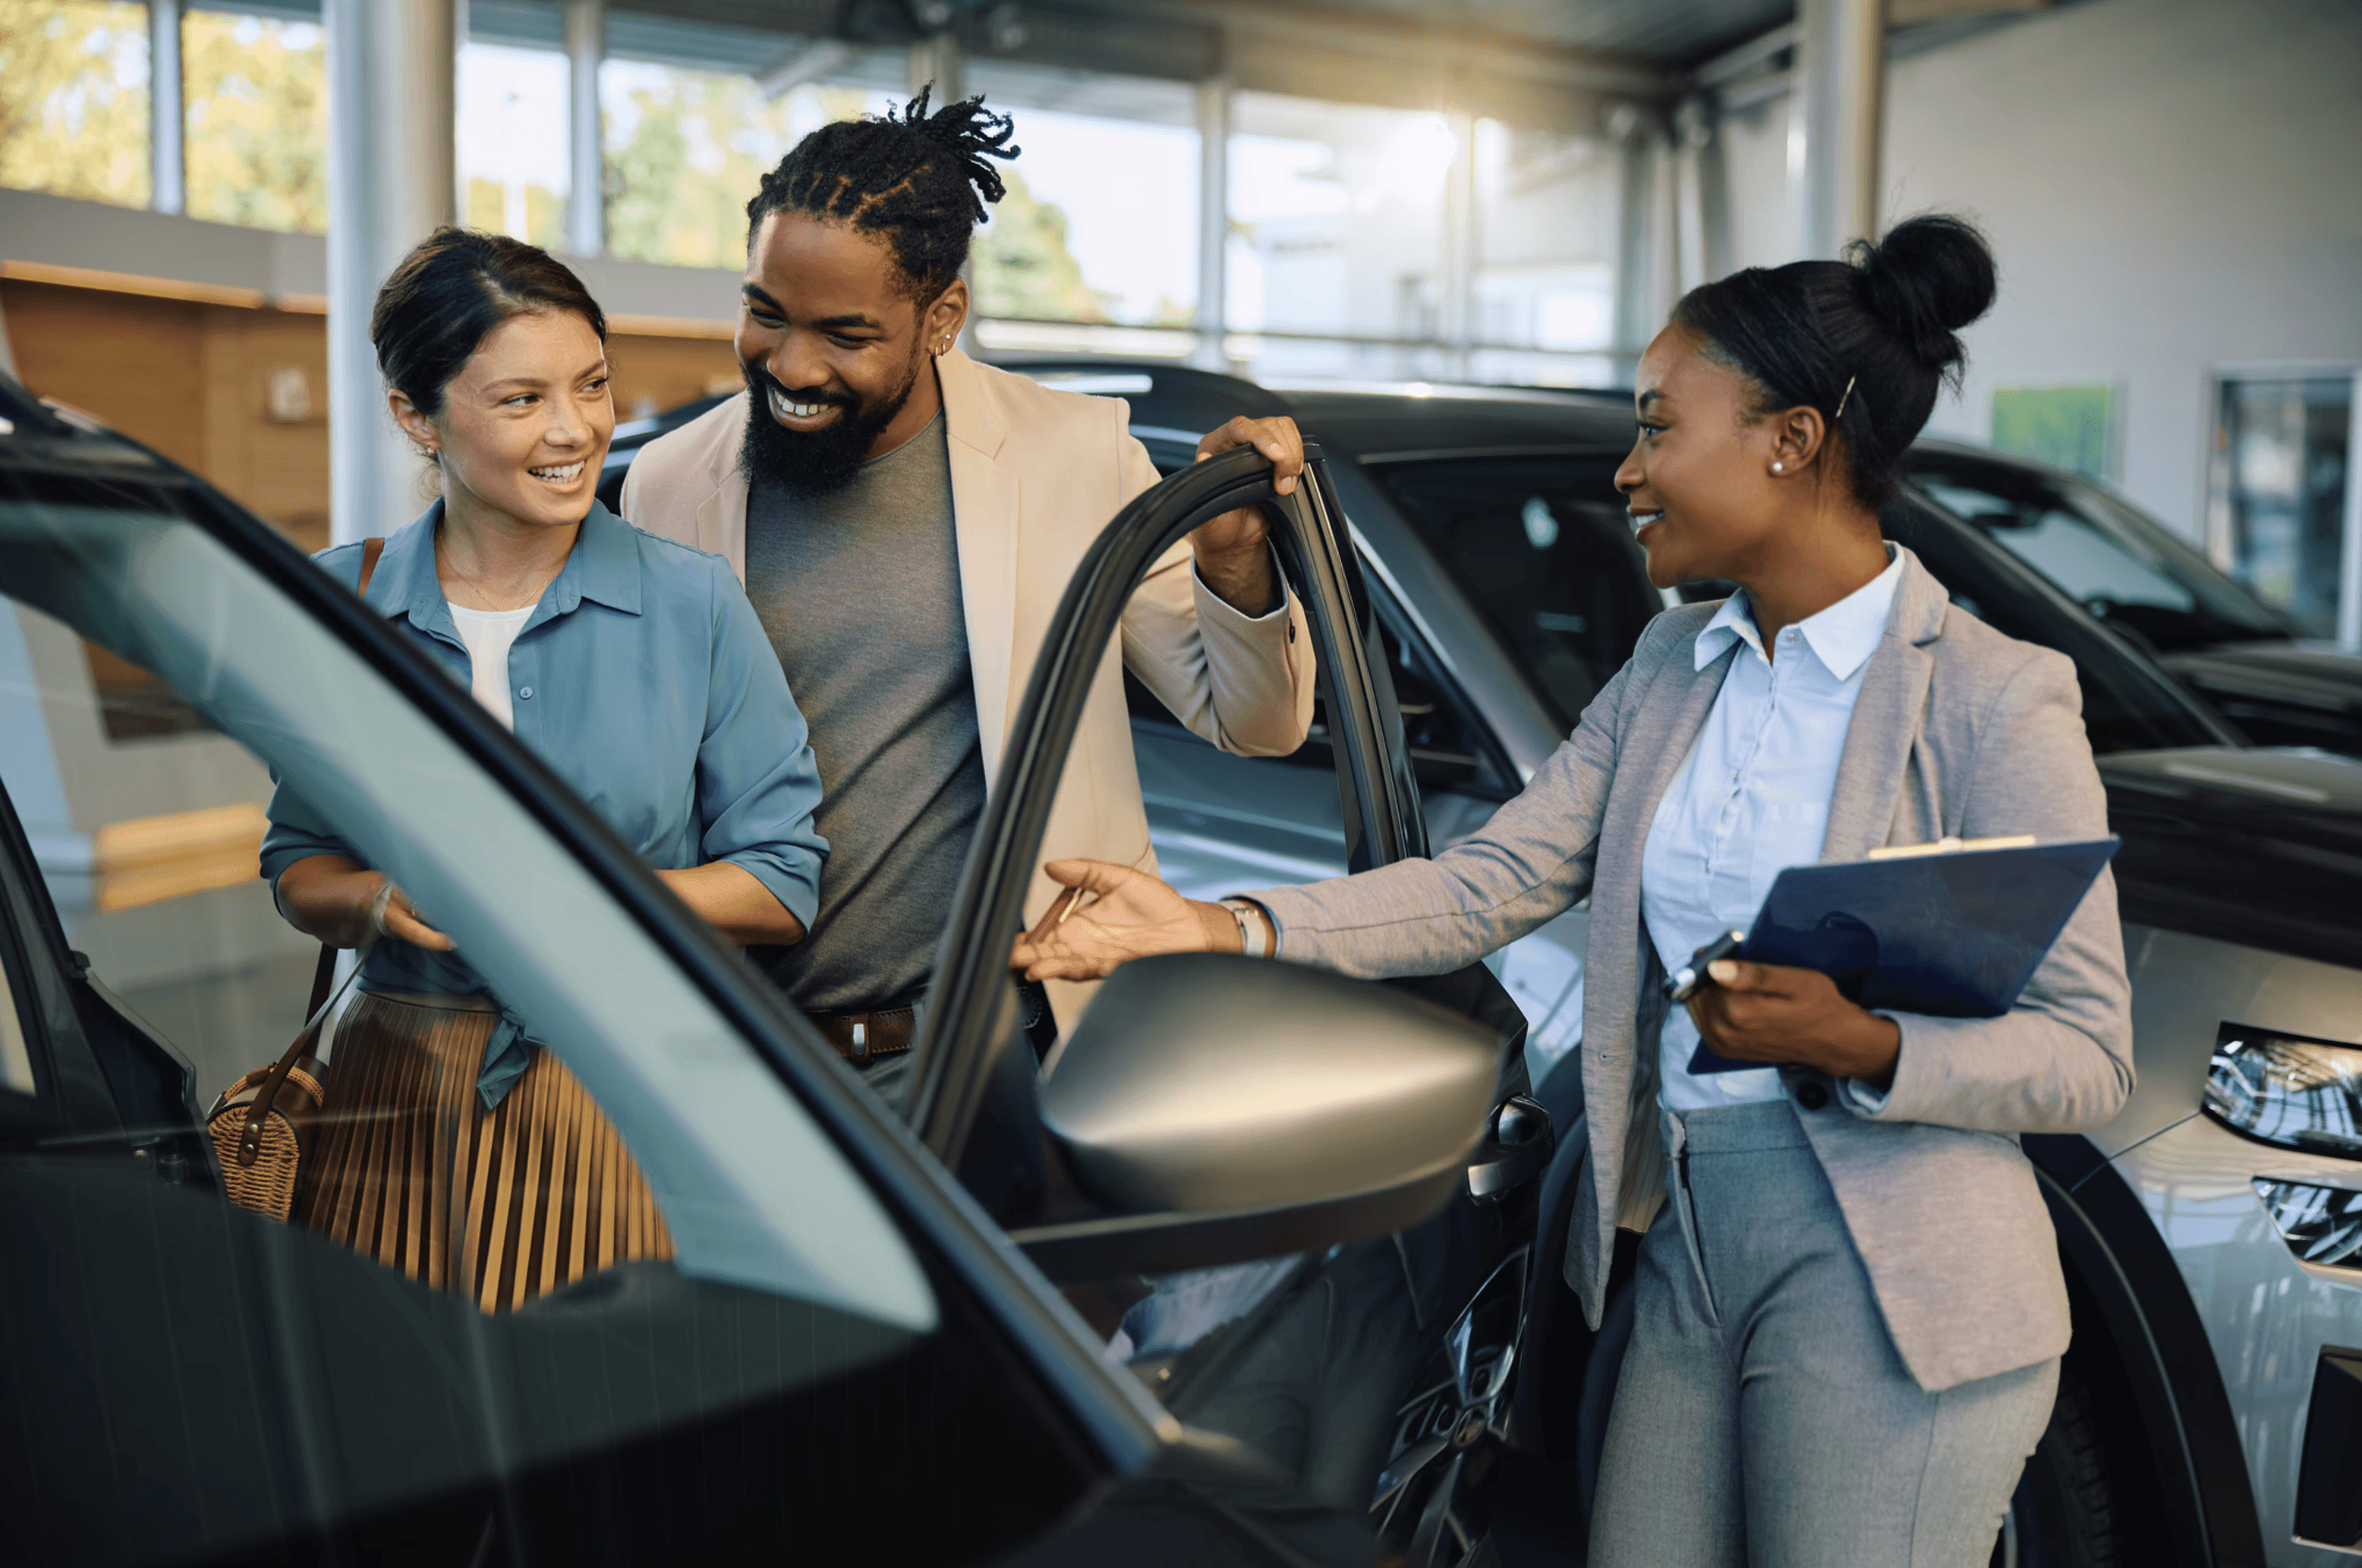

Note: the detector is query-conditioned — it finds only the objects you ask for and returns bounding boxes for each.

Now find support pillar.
[1439,110,1478,381]
[565,0,604,259]
[326,0,458,545]
[149,0,184,216]
[1609,105,1675,370]
[908,30,962,105]
[1789,0,1885,260]
[1192,78,1230,371]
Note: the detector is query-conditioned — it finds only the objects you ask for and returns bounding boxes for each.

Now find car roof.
[988,359,1634,459]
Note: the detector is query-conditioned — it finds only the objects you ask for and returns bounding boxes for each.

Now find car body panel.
[2110,1114,2362,1566]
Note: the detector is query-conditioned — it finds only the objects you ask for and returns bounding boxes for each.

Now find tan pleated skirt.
[294,990,674,1312]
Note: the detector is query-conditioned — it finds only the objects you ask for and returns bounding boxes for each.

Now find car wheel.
[1992,1364,2120,1568]
[1371,1247,1529,1567]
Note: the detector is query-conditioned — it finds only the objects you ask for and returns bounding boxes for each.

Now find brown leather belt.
[806,1006,916,1064]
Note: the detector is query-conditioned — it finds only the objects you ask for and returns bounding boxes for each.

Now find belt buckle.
[850,1019,868,1062]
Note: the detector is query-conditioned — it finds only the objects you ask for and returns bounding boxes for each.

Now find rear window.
[1370,457,1659,731]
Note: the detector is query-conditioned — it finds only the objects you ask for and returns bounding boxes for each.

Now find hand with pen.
[1673,933,1902,1088]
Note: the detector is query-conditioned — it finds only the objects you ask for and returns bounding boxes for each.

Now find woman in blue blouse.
[262,230,827,1310]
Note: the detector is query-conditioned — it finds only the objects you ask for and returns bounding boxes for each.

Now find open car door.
[906,443,1555,1565]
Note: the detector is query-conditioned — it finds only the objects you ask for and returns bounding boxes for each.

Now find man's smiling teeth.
[770,387,833,420]
[1629,509,1665,531]
[529,461,583,483]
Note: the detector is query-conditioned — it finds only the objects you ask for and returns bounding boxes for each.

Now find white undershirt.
[446,600,538,730]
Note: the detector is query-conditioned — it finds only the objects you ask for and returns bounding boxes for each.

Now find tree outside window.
[0,0,150,209]
[182,8,326,233]
[460,40,568,249]
[602,67,889,272]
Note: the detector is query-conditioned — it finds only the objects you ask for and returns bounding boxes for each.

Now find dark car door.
[0,392,1342,1567]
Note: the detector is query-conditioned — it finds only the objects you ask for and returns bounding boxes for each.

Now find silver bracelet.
[1220,898,1270,959]
[365,879,396,938]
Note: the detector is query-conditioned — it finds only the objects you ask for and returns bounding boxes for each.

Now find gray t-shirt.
[743,411,987,1012]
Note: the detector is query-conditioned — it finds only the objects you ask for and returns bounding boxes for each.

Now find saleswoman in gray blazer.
[1013,214,2133,1568]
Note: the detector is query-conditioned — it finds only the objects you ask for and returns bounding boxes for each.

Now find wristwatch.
[1218,898,1271,959]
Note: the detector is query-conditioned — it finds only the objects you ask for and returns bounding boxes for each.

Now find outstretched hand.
[1010,859,1230,981]
[1685,959,1901,1087]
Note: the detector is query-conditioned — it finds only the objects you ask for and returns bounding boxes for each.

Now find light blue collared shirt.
[1641,547,1904,1111]
[261,500,829,1104]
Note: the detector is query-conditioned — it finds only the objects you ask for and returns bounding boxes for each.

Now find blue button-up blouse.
[261,500,828,1096]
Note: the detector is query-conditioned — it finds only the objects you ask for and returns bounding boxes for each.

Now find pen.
[1663,930,1747,1003]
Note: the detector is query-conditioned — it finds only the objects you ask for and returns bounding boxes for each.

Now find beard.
[738,354,922,498]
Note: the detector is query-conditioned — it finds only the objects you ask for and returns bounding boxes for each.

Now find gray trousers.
[1590,1100,2057,1568]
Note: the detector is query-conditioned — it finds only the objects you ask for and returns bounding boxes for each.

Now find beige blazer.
[1253,548,2135,1393]
[620,348,1317,1021]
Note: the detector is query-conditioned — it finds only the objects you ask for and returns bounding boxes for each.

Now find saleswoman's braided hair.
[745,85,1018,300]
[1673,213,1997,509]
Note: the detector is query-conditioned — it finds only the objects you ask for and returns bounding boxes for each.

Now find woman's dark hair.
[744,86,1017,300]
[370,227,607,421]
[1671,213,1997,508]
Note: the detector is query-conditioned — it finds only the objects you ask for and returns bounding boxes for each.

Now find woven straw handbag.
[208,944,341,1221]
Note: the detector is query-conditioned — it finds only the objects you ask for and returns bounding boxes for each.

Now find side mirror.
[1012,954,1501,1280]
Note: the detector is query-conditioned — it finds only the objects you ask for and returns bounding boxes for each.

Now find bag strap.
[237,945,342,1166]
[235,538,387,1165]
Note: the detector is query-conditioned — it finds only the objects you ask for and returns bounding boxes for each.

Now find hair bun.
[1846,214,1996,373]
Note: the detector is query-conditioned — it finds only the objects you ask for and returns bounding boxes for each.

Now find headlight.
[2205,1026,2362,1157]
[2253,1180,2362,1269]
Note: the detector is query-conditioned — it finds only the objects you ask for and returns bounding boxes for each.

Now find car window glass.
[0,935,29,1096]
[1368,456,1657,731]
[1918,475,2196,614]
[0,459,1099,1565]
[1910,464,2287,648]
[1885,500,2230,753]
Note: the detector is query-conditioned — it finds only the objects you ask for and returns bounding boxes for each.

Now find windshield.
[1910,458,2292,650]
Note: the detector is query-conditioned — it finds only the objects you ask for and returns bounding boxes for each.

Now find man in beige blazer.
[621,91,1314,1078]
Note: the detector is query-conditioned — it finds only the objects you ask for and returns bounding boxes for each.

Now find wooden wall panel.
[3,280,209,474]
[3,278,737,543]
[199,304,331,551]
[607,331,742,422]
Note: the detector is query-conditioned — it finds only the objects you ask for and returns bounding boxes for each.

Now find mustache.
[743,363,857,411]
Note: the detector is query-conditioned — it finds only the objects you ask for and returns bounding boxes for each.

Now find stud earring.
[1771,461,1785,473]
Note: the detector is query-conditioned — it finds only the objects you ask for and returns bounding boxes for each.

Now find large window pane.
[0,0,150,209]
[1227,92,1453,375]
[183,8,326,233]
[967,69,1197,329]
[1470,118,1619,387]
[460,39,569,248]
[603,59,892,271]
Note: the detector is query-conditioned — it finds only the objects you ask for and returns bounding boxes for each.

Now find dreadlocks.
[746,86,1018,300]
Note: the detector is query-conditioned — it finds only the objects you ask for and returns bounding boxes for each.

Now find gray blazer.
[1255,547,2134,1392]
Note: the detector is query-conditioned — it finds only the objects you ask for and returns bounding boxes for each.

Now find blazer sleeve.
[692,560,829,929]
[1247,648,1634,980]
[1114,412,1318,759]
[1847,649,2136,1134]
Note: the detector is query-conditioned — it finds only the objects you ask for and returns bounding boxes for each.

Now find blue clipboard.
[1687,837,2120,1076]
